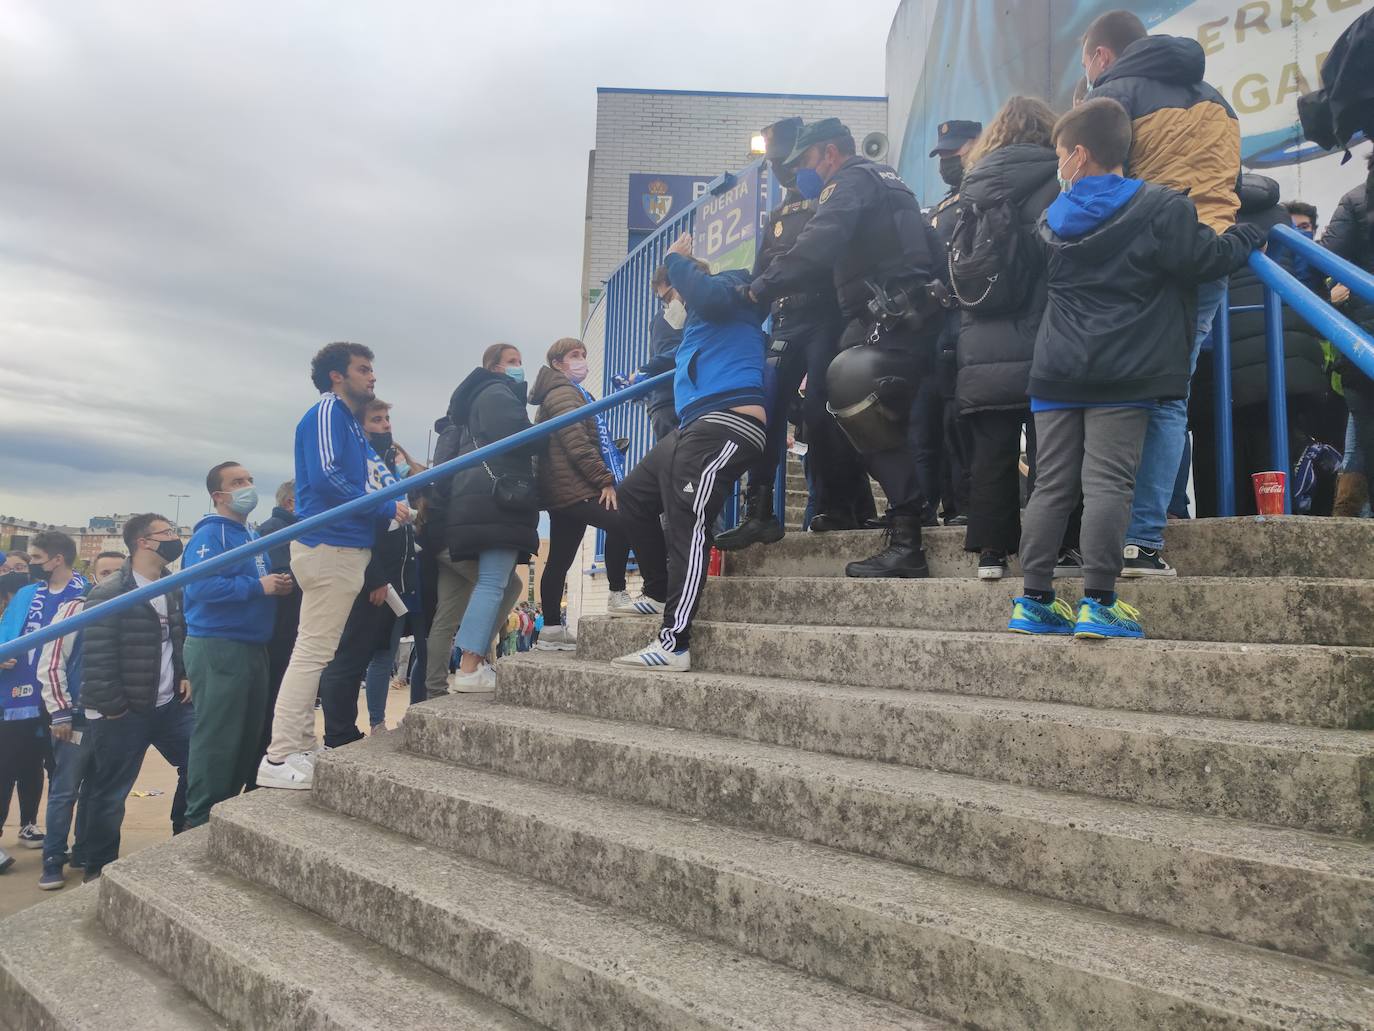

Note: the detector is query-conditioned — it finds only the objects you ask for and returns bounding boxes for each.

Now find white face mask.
[663,297,687,330]
[564,358,590,384]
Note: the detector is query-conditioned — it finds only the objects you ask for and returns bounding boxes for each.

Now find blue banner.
[627,173,713,231]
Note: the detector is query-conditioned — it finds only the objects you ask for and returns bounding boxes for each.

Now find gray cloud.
[0,0,890,524]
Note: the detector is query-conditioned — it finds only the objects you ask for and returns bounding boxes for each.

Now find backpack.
[1292,441,1343,516]
[946,198,1038,316]
[1297,9,1374,152]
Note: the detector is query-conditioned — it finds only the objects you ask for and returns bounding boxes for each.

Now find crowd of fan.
[1,8,1371,891]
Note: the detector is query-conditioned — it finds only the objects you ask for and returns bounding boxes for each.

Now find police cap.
[929,119,983,157]
[761,117,803,167]
[783,118,854,167]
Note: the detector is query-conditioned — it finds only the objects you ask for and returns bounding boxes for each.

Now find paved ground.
[0,684,415,918]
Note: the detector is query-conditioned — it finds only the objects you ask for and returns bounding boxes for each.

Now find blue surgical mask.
[395,460,411,478]
[223,486,258,516]
[504,365,525,383]
[1296,225,1315,238]
[794,167,823,200]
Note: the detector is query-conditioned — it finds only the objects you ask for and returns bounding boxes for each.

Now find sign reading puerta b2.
[691,169,762,274]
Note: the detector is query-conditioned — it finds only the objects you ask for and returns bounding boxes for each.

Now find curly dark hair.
[310,342,374,392]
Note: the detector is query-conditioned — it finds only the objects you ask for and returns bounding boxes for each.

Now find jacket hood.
[961,144,1059,208]
[1045,175,1145,240]
[267,505,297,525]
[1096,34,1205,89]
[529,364,577,406]
[1236,172,1280,215]
[448,367,525,424]
[191,514,254,543]
[1041,178,1171,261]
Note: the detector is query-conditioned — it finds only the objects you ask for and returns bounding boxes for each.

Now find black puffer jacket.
[954,144,1059,413]
[81,561,186,719]
[444,368,541,562]
[1321,171,1374,390]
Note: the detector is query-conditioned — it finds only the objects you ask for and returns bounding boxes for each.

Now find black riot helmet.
[761,117,803,189]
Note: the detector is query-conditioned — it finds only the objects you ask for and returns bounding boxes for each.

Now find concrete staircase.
[3,516,1373,1029]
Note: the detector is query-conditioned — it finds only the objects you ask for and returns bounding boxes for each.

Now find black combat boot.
[844,513,929,578]
[714,484,784,552]
[808,510,860,532]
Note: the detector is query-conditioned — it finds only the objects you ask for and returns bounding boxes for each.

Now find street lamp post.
[168,494,190,530]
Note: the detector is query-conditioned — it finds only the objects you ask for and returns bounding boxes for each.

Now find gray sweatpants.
[1019,407,1151,595]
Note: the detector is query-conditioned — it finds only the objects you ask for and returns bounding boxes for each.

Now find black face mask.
[28,562,51,584]
[938,154,964,190]
[155,539,184,563]
[369,430,393,454]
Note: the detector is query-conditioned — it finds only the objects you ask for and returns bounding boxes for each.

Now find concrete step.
[578,616,1374,732]
[0,886,226,1031]
[208,790,945,1031]
[700,575,1374,648]
[96,831,540,1031]
[724,516,1374,580]
[325,729,1374,974]
[368,726,1374,1028]
[496,653,1374,833]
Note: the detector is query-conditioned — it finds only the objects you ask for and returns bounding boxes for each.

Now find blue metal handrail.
[0,372,674,665]
[1210,225,1374,515]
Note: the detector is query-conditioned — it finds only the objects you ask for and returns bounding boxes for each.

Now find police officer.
[750,118,946,578]
[715,117,872,552]
[915,119,981,527]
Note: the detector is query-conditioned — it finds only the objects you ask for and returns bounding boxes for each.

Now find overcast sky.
[0,1,893,527]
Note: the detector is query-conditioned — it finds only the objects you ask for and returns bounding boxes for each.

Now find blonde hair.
[546,337,585,367]
[964,96,1058,170]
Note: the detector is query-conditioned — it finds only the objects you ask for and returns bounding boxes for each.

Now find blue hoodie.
[295,393,398,548]
[664,253,767,425]
[182,515,276,643]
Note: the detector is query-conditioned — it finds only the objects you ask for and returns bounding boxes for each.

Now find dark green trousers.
[184,637,269,829]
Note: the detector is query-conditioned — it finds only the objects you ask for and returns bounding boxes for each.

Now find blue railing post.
[1261,284,1291,513]
[1212,284,1236,517]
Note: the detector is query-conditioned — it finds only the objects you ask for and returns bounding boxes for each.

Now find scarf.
[575,383,626,484]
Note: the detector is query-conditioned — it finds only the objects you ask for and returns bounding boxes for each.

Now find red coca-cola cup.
[707,547,724,577]
[1251,471,1286,515]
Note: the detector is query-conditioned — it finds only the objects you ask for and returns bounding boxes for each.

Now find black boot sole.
[844,560,931,579]
[713,521,785,552]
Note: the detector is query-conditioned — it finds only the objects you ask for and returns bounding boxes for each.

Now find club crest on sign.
[642,179,674,224]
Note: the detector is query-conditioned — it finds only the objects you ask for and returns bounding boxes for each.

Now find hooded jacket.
[443,368,541,561]
[1031,178,1260,404]
[1320,172,1374,390]
[1090,35,1240,233]
[294,393,398,548]
[954,144,1060,414]
[531,365,614,510]
[182,514,275,644]
[638,310,681,415]
[81,562,187,719]
[664,253,766,425]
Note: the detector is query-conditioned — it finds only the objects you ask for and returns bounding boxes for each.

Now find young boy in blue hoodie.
[182,462,294,826]
[1010,99,1261,639]
[612,230,767,672]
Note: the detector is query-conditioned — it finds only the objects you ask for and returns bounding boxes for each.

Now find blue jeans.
[42,724,93,868]
[83,698,194,875]
[1126,278,1227,550]
[454,549,519,658]
[363,615,406,727]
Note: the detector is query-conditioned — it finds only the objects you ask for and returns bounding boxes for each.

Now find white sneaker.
[612,641,691,672]
[256,755,314,790]
[535,625,577,651]
[608,594,666,618]
[450,663,497,693]
[606,590,631,610]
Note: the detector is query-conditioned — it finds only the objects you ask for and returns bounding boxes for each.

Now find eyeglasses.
[143,528,179,541]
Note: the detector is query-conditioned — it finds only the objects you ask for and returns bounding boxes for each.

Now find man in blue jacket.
[182,462,294,825]
[259,341,413,791]
[611,231,767,672]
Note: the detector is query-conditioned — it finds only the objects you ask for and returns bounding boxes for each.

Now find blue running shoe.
[1008,596,1075,635]
[1073,597,1145,639]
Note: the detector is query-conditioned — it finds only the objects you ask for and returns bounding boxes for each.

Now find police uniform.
[751,119,945,577]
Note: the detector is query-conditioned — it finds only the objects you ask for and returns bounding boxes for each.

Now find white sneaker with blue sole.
[611,641,691,672]
[608,594,666,618]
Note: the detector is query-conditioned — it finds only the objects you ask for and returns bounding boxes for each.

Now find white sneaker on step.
[450,663,497,693]
[611,641,691,672]
[257,754,314,790]
[535,625,577,651]
[608,594,666,618]
[606,590,631,610]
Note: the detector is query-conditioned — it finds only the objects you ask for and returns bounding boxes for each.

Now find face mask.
[564,358,590,384]
[154,538,184,563]
[369,430,393,453]
[29,561,51,584]
[503,364,525,383]
[223,485,258,516]
[394,460,411,478]
[938,155,964,190]
[1057,152,1083,193]
[663,298,687,330]
[794,167,823,200]
[1295,225,1314,238]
